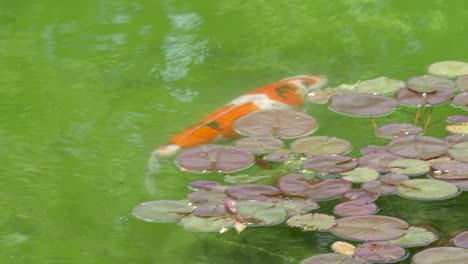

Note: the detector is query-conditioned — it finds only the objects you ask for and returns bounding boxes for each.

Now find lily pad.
[235,200,288,226]
[452,91,468,108]
[224,174,270,184]
[226,184,281,201]
[286,213,336,231]
[188,180,220,191]
[379,173,409,185]
[430,162,468,180]
[263,151,292,162]
[386,135,448,160]
[300,253,369,264]
[192,204,227,217]
[397,179,460,200]
[362,180,396,195]
[446,123,468,134]
[453,231,468,249]
[428,61,468,78]
[234,136,285,154]
[187,190,227,204]
[290,136,352,156]
[309,179,353,201]
[179,215,234,232]
[395,87,454,106]
[360,146,388,155]
[388,226,439,247]
[388,159,430,176]
[356,76,405,95]
[331,215,409,241]
[233,109,318,139]
[448,141,468,162]
[341,167,380,183]
[176,145,255,173]
[343,190,379,204]
[329,93,399,117]
[276,173,312,198]
[274,197,319,216]
[307,87,352,104]
[447,115,468,124]
[376,123,423,139]
[333,201,378,217]
[407,75,455,93]
[445,134,468,145]
[302,155,358,173]
[355,242,407,263]
[456,75,468,91]
[358,153,400,173]
[132,200,194,222]
[412,247,468,264]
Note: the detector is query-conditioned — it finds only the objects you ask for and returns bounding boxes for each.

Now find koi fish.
[149,75,327,171]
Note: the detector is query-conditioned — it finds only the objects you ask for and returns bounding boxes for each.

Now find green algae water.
[1,0,467,263]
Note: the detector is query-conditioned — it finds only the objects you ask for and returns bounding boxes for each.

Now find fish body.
[151,75,327,163]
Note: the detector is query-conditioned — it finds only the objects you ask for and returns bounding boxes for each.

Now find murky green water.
[1,0,467,263]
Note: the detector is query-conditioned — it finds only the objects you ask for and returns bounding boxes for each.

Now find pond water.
[1,0,467,263]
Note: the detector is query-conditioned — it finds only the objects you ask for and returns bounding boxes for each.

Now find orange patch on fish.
[170,101,260,147]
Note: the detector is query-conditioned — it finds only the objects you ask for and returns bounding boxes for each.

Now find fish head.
[282,75,329,95]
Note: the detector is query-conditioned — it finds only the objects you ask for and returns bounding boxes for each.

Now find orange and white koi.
[150,75,327,167]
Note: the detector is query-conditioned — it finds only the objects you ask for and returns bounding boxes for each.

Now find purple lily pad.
[358,153,400,173]
[452,91,468,108]
[176,145,255,173]
[276,174,312,198]
[360,146,389,155]
[395,87,454,106]
[192,204,227,217]
[263,151,291,162]
[188,180,220,191]
[379,173,409,185]
[456,75,468,91]
[386,135,448,160]
[407,75,455,93]
[445,134,468,145]
[226,184,281,201]
[333,201,378,217]
[355,242,407,263]
[343,190,379,204]
[300,253,369,264]
[449,179,468,191]
[453,231,468,248]
[187,190,228,204]
[430,162,468,180]
[302,155,358,173]
[412,247,468,264]
[309,179,353,201]
[233,109,319,139]
[329,93,399,117]
[234,136,285,154]
[331,215,409,241]
[376,123,423,139]
[290,136,352,156]
[447,115,468,124]
[362,180,397,195]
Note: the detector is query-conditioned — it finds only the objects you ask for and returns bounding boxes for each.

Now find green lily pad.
[235,200,288,226]
[388,226,439,247]
[286,213,337,231]
[412,247,468,264]
[234,136,285,154]
[224,174,270,184]
[355,76,405,95]
[341,167,380,183]
[307,87,353,104]
[456,75,468,91]
[448,141,468,162]
[388,159,430,176]
[407,75,455,93]
[274,197,319,216]
[132,200,194,222]
[179,215,234,232]
[300,253,369,264]
[290,136,352,156]
[397,179,460,200]
[428,61,468,78]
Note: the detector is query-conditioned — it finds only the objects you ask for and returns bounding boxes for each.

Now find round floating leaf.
[386,135,448,160]
[341,167,380,183]
[333,201,378,217]
[300,253,369,264]
[428,61,468,78]
[329,93,399,117]
[132,200,194,222]
[276,173,312,198]
[358,153,400,173]
[234,136,285,154]
[360,146,388,155]
[388,226,439,247]
[192,204,227,217]
[263,151,292,162]
[447,115,468,124]
[224,174,270,184]
[275,197,319,216]
[453,231,468,249]
[343,190,379,204]
[291,136,352,156]
[179,215,234,232]
[187,190,228,205]
[397,179,460,200]
[286,213,336,231]
[376,123,423,139]
[356,76,405,95]
[449,179,468,191]
[331,215,409,241]
[456,75,468,91]
[307,87,352,104]
[309,179,353,201]
[446,123,468,134]
[445,134,468,145]
[176,145,255,173]
[388,159,430,176]
[234,109,318,139]
[226,184,281,201]
[362,180,396,195]
[395,87,454,106]
[407,75,455,93]
[452,92,468,108]
[235,200,288,226]
[412,247,468,264]
[430,162,468,180]
[379,173,409,185]
[189,180,220,191]
[448,141,468,162]
[355,242,407,263]
[302,155,358,173]
[331,241,356,256]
